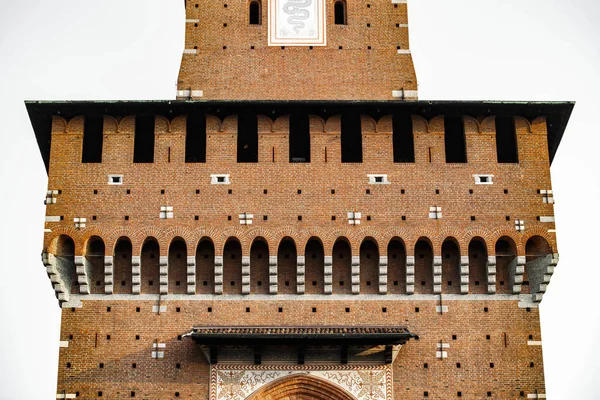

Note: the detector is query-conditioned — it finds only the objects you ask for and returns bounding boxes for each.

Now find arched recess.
[196,238,215,294]
[246,374,356,400]
[249,0,261,25]
[223,238,243,295]
[334,0,347,25]
[360,238,379,294]
[168,238,187,294]
[86,236,105,294]
[56,235,77,294]
[332,238,352,294]
[496,237,517,294]
[524,236,553,297]
[305,237,324,294]
[387,238,406,294]
[469,237,488,294]
[141,237,160,294]
[277,237,297,294]
[414,239,433,294]
[113,237,132,294]
[442,238,461,294]
[250,238,270,294]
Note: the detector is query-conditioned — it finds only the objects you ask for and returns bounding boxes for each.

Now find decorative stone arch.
[131,227,166,256]
[246,374,356,400]
[348,228,385,255]
[46,228,82,254]
[245,227,276,251]
[163,227,196,255]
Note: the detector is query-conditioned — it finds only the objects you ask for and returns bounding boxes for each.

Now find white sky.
[0,0,598,398]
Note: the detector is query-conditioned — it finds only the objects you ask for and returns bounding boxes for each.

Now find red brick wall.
[178,0,418,100]
[56,299,545,399]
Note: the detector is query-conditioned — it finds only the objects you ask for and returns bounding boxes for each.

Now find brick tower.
[27,1,573,399]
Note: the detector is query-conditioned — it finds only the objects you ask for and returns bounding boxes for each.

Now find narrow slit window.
[393,113,415,162]
[444,116,467,163]
[495,116,519,163]
[334,1,347,25]
[185,113,206,162]
[249,0,261,25]
[82,116,104,163]
[289,113,310,162]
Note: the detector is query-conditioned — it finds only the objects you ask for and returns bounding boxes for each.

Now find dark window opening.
[334,1,347,25]
[496,116,519,163]
[185,113,206,162]
[133,115,155,163]
[444,116,467,163]
[393,113,415,162]
[249,1,261,25]
[237,113,258,163]
[289,113,310,162]
[341,113,362,162]
[82,116,104,163]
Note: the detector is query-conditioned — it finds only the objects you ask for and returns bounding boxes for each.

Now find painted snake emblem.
[283,0,312,33]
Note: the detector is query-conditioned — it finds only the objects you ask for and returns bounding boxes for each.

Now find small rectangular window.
[211,174,231,184]
[473,174,494,185]
[108,175,123,185]
[368,174,389,184]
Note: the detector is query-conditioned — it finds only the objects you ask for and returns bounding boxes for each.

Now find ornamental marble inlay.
[211,364,392,400]
[268,0,326,46]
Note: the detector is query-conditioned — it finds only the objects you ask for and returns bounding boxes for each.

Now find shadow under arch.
[245,374,356,400]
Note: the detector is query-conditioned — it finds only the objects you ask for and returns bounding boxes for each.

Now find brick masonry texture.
[177,0,418,100]
[33,0,565,398]
[57,300,544,399]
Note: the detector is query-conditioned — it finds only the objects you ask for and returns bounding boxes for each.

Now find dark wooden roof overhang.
[26,99,574,173]
[187,326,418,346]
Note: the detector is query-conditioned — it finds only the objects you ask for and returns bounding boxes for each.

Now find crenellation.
[28,0,572,397]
